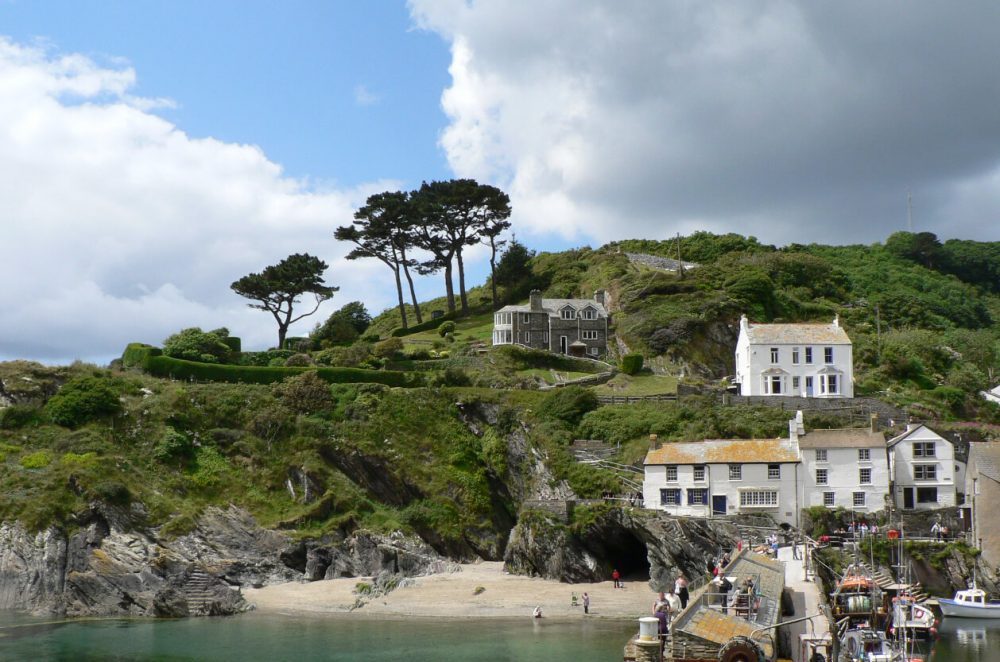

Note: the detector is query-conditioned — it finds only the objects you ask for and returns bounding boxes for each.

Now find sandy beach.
[244,561,655,620]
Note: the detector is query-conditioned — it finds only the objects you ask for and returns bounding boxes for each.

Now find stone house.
[966,442,1000,566]
[491,290,609,357]
[734,314,854,398]
[887,424,958,511]
[793,413,890,514]
[642,436,802,526]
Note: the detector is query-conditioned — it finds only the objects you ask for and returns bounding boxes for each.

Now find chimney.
[870,413,879,432]
[530,290,543,311]
[832,314,840,328]
[594,289,606,306]
[786,410,805,449]
[740,314,749,334]
[649,434,660,450]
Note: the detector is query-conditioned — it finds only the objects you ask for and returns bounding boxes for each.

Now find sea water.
[0,611,636,661]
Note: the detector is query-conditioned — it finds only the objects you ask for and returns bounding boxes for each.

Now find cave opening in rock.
[607,531,651,581]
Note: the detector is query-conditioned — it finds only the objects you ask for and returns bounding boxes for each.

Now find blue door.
[712,495,727,516]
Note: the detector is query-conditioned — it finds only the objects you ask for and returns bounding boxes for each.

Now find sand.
[244,561,655,620]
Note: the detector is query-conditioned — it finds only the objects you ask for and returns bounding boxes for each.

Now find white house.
[642,436,801,526]
[887,424,957,511]
[982,385,1000,405]
[793,414,890,513]
[734,315,854,398]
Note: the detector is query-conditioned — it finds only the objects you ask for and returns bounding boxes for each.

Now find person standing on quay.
[582,592,590,614]
[612,568,622,588]
[675,574,689,609]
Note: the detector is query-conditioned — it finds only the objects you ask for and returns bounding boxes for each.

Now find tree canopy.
[231,253,337,348]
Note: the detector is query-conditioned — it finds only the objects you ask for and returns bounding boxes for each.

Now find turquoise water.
[2,611,998,661]
[0,612,636,661]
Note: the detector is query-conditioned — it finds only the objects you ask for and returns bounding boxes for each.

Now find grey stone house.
[491,290,609,357]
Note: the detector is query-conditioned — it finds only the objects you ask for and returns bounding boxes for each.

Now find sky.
[1,1,999,363]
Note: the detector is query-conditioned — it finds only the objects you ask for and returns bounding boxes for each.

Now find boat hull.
[939,598,1000,619]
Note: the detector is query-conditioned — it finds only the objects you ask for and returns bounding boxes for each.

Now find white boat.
[889,595,938,639]
[841,627,902,661]
[939,587,1000,619]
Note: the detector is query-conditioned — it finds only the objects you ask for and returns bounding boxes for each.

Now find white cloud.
[354,83,379,107]
[410,1,1000,246]
[0,38,396,363]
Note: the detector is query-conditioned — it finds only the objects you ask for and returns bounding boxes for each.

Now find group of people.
[651,574,690,645]
[930,521,952,540]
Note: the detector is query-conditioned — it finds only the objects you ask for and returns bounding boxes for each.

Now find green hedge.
[222,336,241,353]
[620,353,644,375]
[390,312,460,337]
[122,343,425,387]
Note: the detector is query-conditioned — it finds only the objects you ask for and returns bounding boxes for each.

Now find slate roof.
[886,424,948,449]
[644,438,799,465]
[797,428,887,450]
[969,442,1000,483]
[497,298,608,317]
[745,322,851,345]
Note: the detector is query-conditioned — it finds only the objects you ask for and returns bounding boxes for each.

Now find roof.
[969,442,1000,483]
[797,428,887,449]
[644,438,799,465]
[886,424,948,449]
[497,298,608,317]
[744,322,851,345]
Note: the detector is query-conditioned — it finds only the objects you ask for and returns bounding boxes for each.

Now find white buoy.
[638,616,659,642]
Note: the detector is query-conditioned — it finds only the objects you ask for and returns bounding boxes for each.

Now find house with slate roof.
[734,314,854,398]
[887,424,957,511]
[966,442,1000,566]
[491,289,609,357]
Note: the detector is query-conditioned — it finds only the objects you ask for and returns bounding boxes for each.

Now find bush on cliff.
[163,327,233,364]
[45,375,124,428]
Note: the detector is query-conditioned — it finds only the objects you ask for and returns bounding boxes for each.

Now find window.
[666,465,678,482]
[729,464,742,481]
[582,308,597,320]
[543,332,549,343]
[768,464,781,480]
[581,330,598,340]
[792,348,800,364]
[859,468,872,484]
[687,488,709,505]
[824,347,834,364]
[768,375,782,394]
[823,492,835,507]
[770,347,779,363]
[693,465,706,481]
[853,492,866,507]
[740,490,778,507]
[660,489,682,505]
[913,442,936,457]
[521,313,530,323]
[805,347,813,364]
[827,375,838,394]
[560,308,575,320]
[916,487,938,503]
[589,347,599,356]
[858,448,870,462]
[816,449,828,462]
[816,469,828,485]
[914,464,937,481]
[792,376,800,389]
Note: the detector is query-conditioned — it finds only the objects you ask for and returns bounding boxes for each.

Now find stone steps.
[184,568,217,614]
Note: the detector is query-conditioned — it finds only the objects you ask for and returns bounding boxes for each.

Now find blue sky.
[2,3,999,362]
[2,0,452,187]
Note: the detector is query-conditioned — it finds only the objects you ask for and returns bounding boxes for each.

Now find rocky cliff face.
[503,505,738,588]
[0,504,450,617]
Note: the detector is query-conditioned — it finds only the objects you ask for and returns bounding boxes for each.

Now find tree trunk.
[456,247,469,314]
[444,261,456,313]
[275,309,289,350]
[400,250,423,324]
[489,238,499,310]
[393,266,408,329]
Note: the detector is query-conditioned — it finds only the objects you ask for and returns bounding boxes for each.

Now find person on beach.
[582,592,590,615]
[675,574,689,609]
[612,568,621,588]
[533,605,543,619]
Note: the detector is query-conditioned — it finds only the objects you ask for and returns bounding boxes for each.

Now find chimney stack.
[740,314,749,334]
[530,290,543,311]
[870,413,879,432]
[649,434,660,450]
[832,314,840,327]
[787,410,805,449]
[594,289,606,306]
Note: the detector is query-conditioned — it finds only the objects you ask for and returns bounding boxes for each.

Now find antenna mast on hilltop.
[906,190,913,232]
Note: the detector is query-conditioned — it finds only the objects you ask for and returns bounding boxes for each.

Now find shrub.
[360,332,381,343]
[284,353,314,367]
[163,327,233,364]
[620,353,644,375]
[45,375,123,428]
[0,404,41,429]
[539,386,599,426]
[239,349,296,367]
[438,321,456,337]
[273,371,333,414]
[20,450,53,469]
[284,337,313,352]
[373,337,404,359]
[154,426,196,463]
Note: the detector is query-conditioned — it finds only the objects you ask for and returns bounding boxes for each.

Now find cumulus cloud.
[0,38,394,363]
[410,1,1000,245]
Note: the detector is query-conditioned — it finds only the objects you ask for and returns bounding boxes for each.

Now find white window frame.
[581,330,598,340]
[913,442,936,458]
[824,346,834,364]
[859,468,872,485]
[792,347,800,364]
[521,313,530,323]
[687,488,709,506]
[770,347,779,363]
[815,449,828,462]
[666,465,678,482]
[816,469,828,485]
[853,492,866,507]
[588,347,599,356]
[823,492,835,507]
[729,464,742,481]
[858,448,870,462]
[792,376,800,390]
[805,347,813,364]
[768,464,781,480]
[739,489,778,508]
[582,307,597,320]
[693,465,706,482]
[914,464,937,481]
[560,307,575,320]
[660,488,681,506]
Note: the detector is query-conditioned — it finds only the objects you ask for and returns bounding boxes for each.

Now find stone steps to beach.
[185,568,217,614]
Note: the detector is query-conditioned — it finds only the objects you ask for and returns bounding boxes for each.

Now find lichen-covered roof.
[745,322,851,345]
[797,428,887,449]
[497,298,608,317]
[969,442,1000,483]
[644,438,799,465]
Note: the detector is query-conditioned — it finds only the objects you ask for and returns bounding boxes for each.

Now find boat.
[841,626,903,662]
[831,563,886,627]
[939,586,1000,619]
[889,594,938,639]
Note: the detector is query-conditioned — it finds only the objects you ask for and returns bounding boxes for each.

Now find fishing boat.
[831,563,886,626]
[889,594,938,639]
[841,627,902,662]
[939,586,1000,619]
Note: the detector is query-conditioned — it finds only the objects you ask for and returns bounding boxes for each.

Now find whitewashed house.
[642,436,801,526]
[734,315,854,398]
[793,413,890,513]
[982,385,1000,405]
[888,424,957,510]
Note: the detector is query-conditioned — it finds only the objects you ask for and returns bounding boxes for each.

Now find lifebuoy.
[717,636,764,662]
[809,653,826,662]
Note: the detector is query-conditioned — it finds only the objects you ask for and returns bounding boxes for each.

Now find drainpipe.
[795,463,800,532]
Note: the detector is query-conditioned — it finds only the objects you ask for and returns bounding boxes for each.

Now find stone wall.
[719,393,906,427]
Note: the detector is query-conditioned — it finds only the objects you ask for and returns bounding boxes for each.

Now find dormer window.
[582,307,597,320]
[560,307,575,320]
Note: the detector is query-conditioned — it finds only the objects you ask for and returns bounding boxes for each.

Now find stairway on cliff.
[184,568,217,615]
